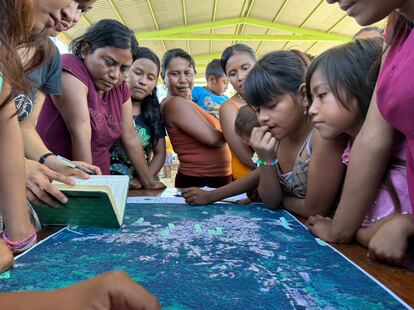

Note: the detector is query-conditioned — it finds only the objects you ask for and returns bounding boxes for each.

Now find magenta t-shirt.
[36,54,131,174]
[376,29,414,207]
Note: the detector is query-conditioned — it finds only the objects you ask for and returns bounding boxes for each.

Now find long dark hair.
[306,37,404,212]
[244,50,309,108]
[70,19,139,60]
[133,47,164,150]
[306,38,382,118]
[0,0,51,108]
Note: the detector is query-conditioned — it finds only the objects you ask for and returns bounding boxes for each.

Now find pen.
[56,155,97,175]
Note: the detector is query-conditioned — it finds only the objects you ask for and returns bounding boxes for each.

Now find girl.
[307,37,412,249]
[161,48,231,188]
[110,47,166,187]
[245,50,347,218]
[36,19,164,189]
[308,0,414,267]
[219,44,257,180]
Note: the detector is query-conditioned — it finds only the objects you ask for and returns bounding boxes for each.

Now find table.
[39,188,414,307]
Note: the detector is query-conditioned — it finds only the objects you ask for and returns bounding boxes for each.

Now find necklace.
[236,92,245,103]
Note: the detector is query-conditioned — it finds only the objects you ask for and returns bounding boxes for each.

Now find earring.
[303,108,308,115]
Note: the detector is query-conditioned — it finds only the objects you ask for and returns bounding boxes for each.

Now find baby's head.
[235,105,259,145]
[205,59,228,96]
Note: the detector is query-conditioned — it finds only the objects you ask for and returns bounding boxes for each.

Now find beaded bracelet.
[3,226,37,254]
[255,159,278,167]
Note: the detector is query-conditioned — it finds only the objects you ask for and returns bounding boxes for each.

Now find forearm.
[282,196,308,217]
[258,167,282,209]
[148,149,166,176]
[209,169,260,202]
[20,124,50,161]
[331,133,394,242]
[0,102,30,229]
[70,129,93,164]
[123,138,156,188]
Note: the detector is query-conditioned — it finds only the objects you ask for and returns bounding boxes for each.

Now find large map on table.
[0,203,409,309]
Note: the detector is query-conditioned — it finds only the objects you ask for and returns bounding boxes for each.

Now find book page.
[53,175,129,222]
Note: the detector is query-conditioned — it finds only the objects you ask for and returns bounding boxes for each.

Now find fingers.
[66,167,90,180]
[41,166,76,186]
[27,182,67,207]
[73,161,102,175]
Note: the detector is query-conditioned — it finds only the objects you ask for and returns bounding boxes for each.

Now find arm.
[121,99,163,189]
[283,133,347,218]
[148,137,166,176]
[250,126,282,209]
[0,82,33,241]
[51,72,93,163]
[308,94,396,243]
[219,101,255,169]
[164,96,225,147]
[181,169,260,205]
[368,214,414,266]
[0,271,160,310]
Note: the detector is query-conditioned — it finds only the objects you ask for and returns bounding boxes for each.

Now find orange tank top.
[226,98,253,180]
[166,101,231,177]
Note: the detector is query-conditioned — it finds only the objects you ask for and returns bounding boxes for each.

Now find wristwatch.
[39,152,55,164]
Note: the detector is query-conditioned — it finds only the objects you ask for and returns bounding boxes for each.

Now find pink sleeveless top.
[36,54,131,174]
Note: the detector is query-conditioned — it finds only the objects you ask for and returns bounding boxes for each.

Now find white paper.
[200,186,248,202]
[127,196,186,204]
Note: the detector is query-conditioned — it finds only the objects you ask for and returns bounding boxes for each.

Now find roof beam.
[145,0,167,52]
[137,33,350,42]
[137,17,351,42]
[108,0,126,24]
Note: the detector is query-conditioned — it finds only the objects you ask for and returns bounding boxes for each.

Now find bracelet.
[3,226,37,254]
[255,159,278,167]
[39,152,55,164]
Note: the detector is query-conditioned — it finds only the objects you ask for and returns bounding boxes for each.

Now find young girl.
[36,19,164,189]
[244,50,347,218]
[307,37,412,249]
[219,44,257,180]
[309,0,414,266]
[110,47,166,187]
[161,48,231,188]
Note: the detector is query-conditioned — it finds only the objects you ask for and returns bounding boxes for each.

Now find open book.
[33,175,129,228]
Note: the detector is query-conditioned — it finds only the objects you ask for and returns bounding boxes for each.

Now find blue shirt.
[192,86,228,114]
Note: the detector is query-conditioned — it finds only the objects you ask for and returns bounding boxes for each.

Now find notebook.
[33,175,129,228]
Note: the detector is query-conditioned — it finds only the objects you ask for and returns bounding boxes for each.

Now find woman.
[19,0,100,209]
[36,19,164,189]
[110,47,166,186]
[219,44,257,180]
[161,48,231,188]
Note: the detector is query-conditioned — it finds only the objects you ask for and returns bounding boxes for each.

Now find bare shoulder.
[162,96,193,112]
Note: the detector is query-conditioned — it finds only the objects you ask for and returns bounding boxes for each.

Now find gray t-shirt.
[15,43,61,121]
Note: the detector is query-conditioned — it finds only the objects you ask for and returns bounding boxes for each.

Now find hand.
[368,214,414,266]
[0,240,14,274]
[181,187,213,205]
[249,126,277,162]
[25,159,75,207]
[307,215,338,243]
[55,270,160,310]
[129,178,143,190]
[148,181,167,190]
[46,157,102,178]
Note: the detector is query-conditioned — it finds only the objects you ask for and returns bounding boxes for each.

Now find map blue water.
[0,203,408,309]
